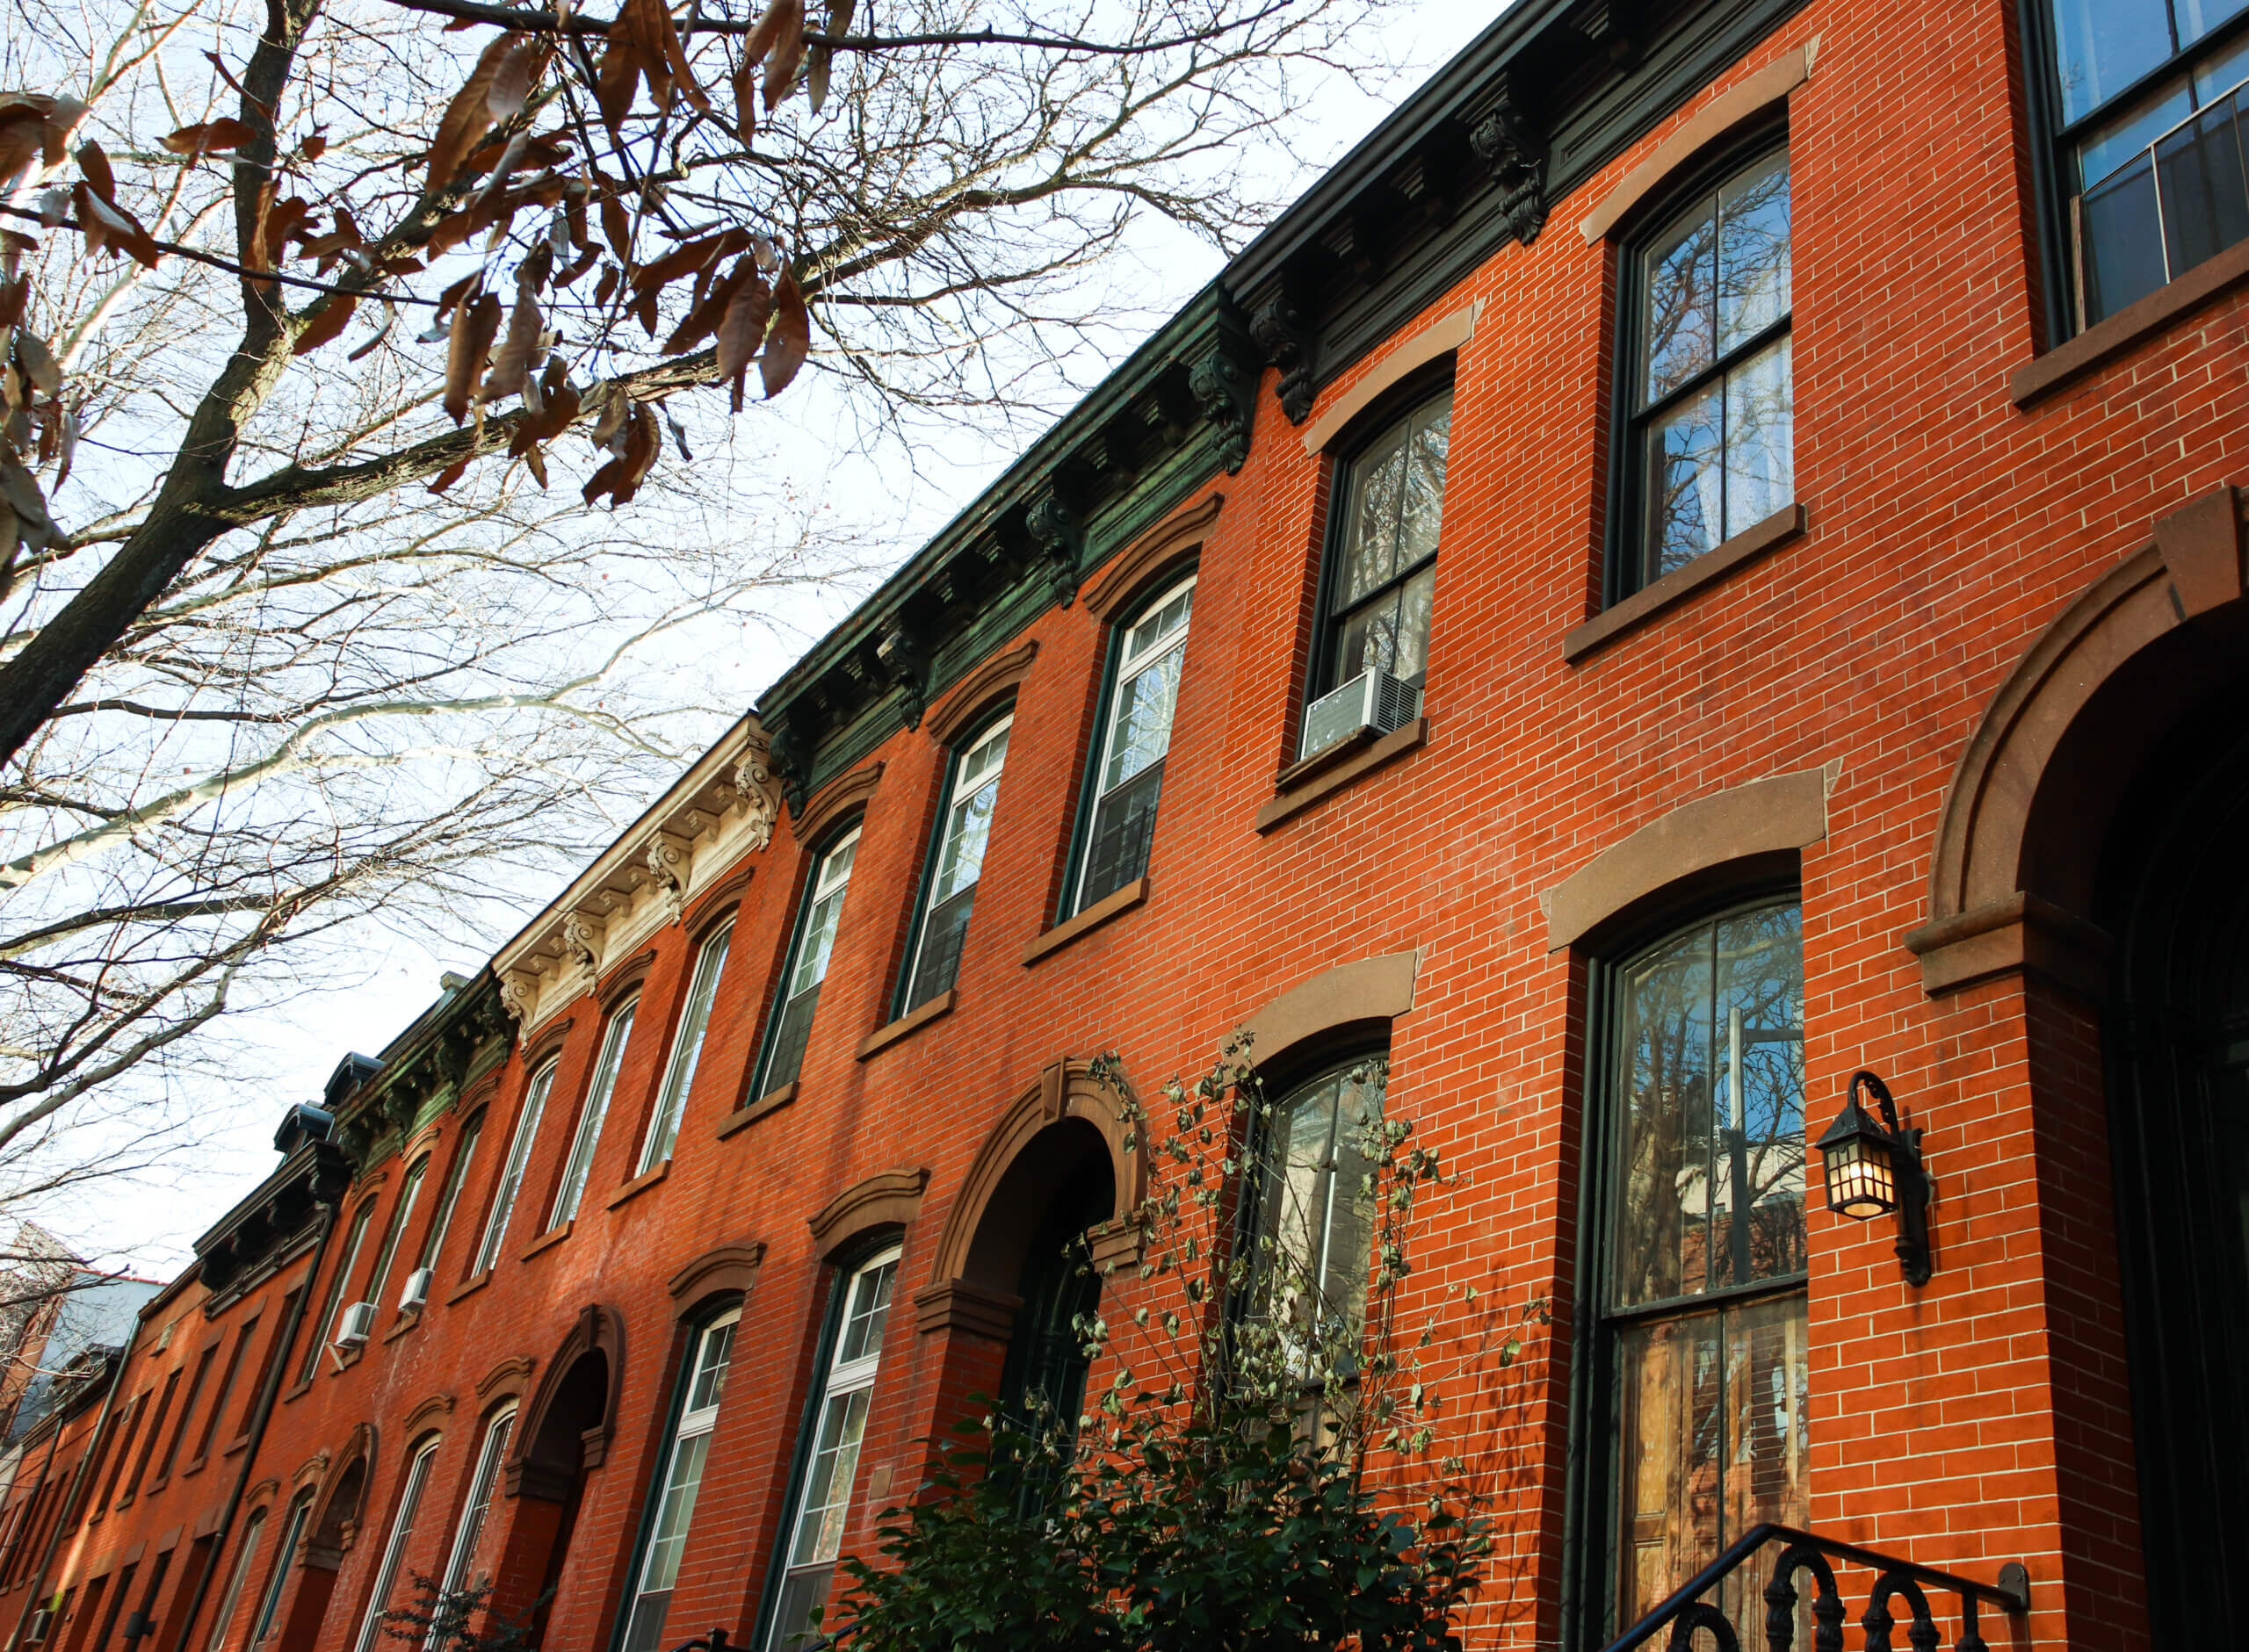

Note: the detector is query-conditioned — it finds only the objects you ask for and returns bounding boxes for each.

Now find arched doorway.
[2101,675,2249,1644]
[986,1126,1113,1430]
[492,1307,623,1638]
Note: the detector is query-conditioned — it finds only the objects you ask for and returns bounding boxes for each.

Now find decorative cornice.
[807,1167,929,1255]
[926,642,1040,746]
[667,1241,767,1311]
[401,1392,456,1439]
[474,1354,537,1402]
[791,760,885,844]
[1082,497,1223,621]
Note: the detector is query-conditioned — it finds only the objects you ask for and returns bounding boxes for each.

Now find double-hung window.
[352,1438,440,1652]
[640,922,733,1172]
[2046,0,2249,324]
[618,1309,740,1652]
[1074,576,1194,912]
[550,1003,636,1227]
[1623,146,1792,591]
[298,1201,374,1383]
[413,1111,482,1291]
[756,828,859,1097]
[763,1249,898,1651]
[1248,1060,1386,1379]
[248,1490,314,1650]
[361,1156,429,1323]
[430,1404,515,1641]
[473,1063,555,1275]
[204,1507,265,1652]
[901,718,1009,1012]
[1302,395,1450,759]
[1587,898,1809,1639]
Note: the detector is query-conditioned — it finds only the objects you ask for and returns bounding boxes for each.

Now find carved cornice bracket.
[1188,302,1258,474]
[1470,71,1550,247]
[875,620,932,731]
[645,830,690,920]
[560,911,605,986]
[1025,481,1085,609]
[730,723,780,851]
[1249,282,1317,425]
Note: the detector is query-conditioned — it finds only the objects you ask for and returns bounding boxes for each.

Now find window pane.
[2051,0,2176,124]
[790,1388,872,1567]
[1711,905,1808,1286]
[762,987,821,1093]
[2082,150,2172,319]
[1344,436,1407,601]
[639,1431,713,1595]
[1103,641,1185,793]
[1398,404,1451,566]
[688,1319,736,1415]
[1256,1063,1386,1368]
[1614,1295,1809,1627]
[646,925,733,1169]
[769,1565,834,1652]
[1123,581,1193,663]
[417,1114,481,1273]
[1722,335,1793,542]
[836,1259,897,1365]
[906,885,974,1007]
[553,1003,635,1225]
[1081,759,1164,909]
[1643,198,1717,403]
[476,1065,553,1273]
[2184,0,2249,45]
[1615,927,1714,1307]
[363,1158,428,1319]
[2157,88,2249,277]
[791,884,848,999]
[1645,382,1724,580]
[1716,151,1790,354]
[932,776,1000,905]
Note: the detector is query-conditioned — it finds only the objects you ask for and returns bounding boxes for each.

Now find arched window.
[247,1490,314,1649]
[473,1064,556,1275]
[352,1437,442,1652]
[752,826,860,1098]
[202,1507,266,1652]
[1300,392,1450,761]
[640,920,734,1172]
[363,1156,430,1324]
[413,1110,483,1291]
[1071,573,1194,913]
[1616,141,1792,595]
[430,1403,516,1636]
[761,1249,900,1651]
[1247,1057,1388,1377]
[900,717,1011,1012]
[1585,898,1808,1637]
[299,1201,375,1383]
[552,999,637,1228]
[617,1308,741,1652]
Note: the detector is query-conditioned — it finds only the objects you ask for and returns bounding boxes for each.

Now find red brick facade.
[6,2,2246,1649]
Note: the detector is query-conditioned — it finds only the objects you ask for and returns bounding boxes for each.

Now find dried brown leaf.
[13,330,59,395]
[763,0,806,112]
[759,265,809,398]
[428,454,472,494]
[481,293,542,400]
[159,118,256,156]
[444,287,501,425]
[425,33,518,187]
[487,39,548,123]
[76,140,114,203]
[291,292,356,357]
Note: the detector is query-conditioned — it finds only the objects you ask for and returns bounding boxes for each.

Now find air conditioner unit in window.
[398,1267,434,1313]
[1298,667,1421,761]
[334,1301,378,1349]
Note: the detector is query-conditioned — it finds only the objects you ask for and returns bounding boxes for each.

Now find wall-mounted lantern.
[1815,1070,1933,1287]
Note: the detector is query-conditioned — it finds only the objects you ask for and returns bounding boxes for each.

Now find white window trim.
[621,1309,742,1648]
[639,924,734,1174]
[902,719,1012,998]
[428,1404,517,1645]
[474,1063,555,1275]
[550,1002,637,1227]
[353,1438,440,1652]
[1072,574,1196,913]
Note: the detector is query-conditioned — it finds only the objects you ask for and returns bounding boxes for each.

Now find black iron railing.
[1602,1523,2029,1652]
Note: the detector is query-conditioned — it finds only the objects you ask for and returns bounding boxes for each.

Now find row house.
[5,0,2246,1647]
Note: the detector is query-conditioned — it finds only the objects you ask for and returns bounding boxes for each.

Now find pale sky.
[78,1,1506,1273]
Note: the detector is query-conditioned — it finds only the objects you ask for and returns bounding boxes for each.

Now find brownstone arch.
[1904,484,2248,996]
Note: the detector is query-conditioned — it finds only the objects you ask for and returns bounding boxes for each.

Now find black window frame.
[1603,120,1794,608]
[748,818,863,1101]
[893,707,1013,1018]
[1305,370,1457,716]
[2021,0,2249,335]
[1561,878,1810,1650]
[1062,564,1198,919]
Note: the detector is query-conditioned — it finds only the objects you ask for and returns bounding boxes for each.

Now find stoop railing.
[1601,1523,2031,1652]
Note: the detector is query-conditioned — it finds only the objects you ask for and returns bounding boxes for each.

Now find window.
[1621,145,1792,592]
[1248,1059,1387,1377]
[473,1063,555,1275]
[763,1250,899,1651]
[156,1345,216,1482]
[352,1438,441,1652]
[2047,0,2249,323]
[201,1316,258,1452]
[618,1310,741,1652]
[901,718,1011,1013]
[1073,576,1195,912]
[120,1369,179,1503]
[363,1160,430,1319]
[96,1392,148,1513]
[248,1491,313,1649]
[1587,898,1809,1638]
[551,1005,636,1227]
[755,828,859,1097]
[430,1405,515,1636]
[640,923,734,1172]
[300,1199,376,1382]
[1298,393,1450,761]
[416,1111,483,1281]
[239,1290,300,1435]
[203,1508,265,1652]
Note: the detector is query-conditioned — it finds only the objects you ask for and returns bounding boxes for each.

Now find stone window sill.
[857,988,954,1060]
[2012,234,2249,406]
[445,1269,492,1306]
[329,1345,362,1374]
[521,1221,573,1261]
[720,1081,797,1139]
[1562,503,1806,663]
[1023,877,1147,965]
[180,1455,209,1477]
[1255,718,1428,833]
[381,1309,420,1345]
[222,1432,251,1456]
[606,1159,670,1210]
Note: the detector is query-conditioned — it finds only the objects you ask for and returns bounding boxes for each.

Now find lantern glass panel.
[1822,1133,1895,1219]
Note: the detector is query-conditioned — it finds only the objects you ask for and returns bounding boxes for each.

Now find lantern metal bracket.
[1851,1070,1933,1288]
